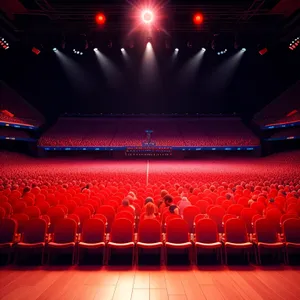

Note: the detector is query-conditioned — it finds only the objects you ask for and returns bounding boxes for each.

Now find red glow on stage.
[142,10,154,24]
[32,47,41,55]
[96,13,106,25]
[259,48,268,55]
[193,13,204,25]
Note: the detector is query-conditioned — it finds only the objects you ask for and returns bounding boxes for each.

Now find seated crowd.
[1,173,300,265]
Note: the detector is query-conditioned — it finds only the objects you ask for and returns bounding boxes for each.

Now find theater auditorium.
[0,0,300,299]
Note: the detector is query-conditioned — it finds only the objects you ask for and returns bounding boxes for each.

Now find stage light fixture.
[0,37,9,50]
[142,10,154,24]
[289,37,299,51]
[96,13,106,25]
[202,47,206,51]
[80,52,83,55]
[121,48,125,52]
[53,48,57,52]
[241,48,246,52]
[175,48,179,52]
[193,13,204,25]
[93,48,98,52]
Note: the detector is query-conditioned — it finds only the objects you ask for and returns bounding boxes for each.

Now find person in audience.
[122,198,136,212]
[169,205,180,215]
[159,194,173,213]
[178,197,191,216]
[145,197,159,214]
[144,202,159,221]
[156,189,168,207]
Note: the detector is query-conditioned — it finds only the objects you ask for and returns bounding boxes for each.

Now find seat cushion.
[48,242,75,248]
[108,242,134,249]
[257,242,284,248]
[286,242,300,248]
[165,242,192,249]
[0,243,13,248]
[225,242,253,248]
[137,242,163,249]
[17,242,45,248]
[79,242,105,249]
[195,241,222,249]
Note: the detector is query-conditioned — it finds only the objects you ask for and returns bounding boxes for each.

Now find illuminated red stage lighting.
[96,13,106,25]
[193,13,204,25]
[142,10,154,24]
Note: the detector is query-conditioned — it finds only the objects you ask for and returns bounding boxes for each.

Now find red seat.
[47,207,65,233]
[165,218,192,265]
[194,218,222,264]
[24,206,41,220]
[0,202,13,217]
[240,208,257,234]
[48,218,77,265]
[254,218,284,265]
[208,206,226,233]
[0,219,17,264]
[136,219,163,264]
[78,218,106,265]
[224,218,253,264]
[11,213,29,234]
[16,218,47,265]
[115,211,135,224]
[195,200,209,214]
[266,208,282,233]
[107,218,135,265]
[12,201,27,214]
[74,207,91,227]
[283,218,300,264]
[182,205,201,233]
[36,201,50,215]
[227,204,244,217]
[97,205,115,233]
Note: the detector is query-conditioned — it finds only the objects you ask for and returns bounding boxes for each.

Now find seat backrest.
[53,218,77,243]
[81,219,105,243]
[166,218,189,243]
[117,205,135,215]
[194,214,207,224]
[23,218,47,243]
[240,208,257,233]
[47,207,65,223]
[93,214,107,224]
[255,218,278,243]
[0,218,17,243]
[208,206,226,232]
[225,218,248,243]
[12,213,29,234]
[227,204,244,216]
[13,201,27,214]
[74,207,91,224]
[195,200,209,214]
[24,206,41,219]
[195,218,219,243]
[183,205,201,232]
[165,214,181,224]
[138,219,161,243]
[0,202,13,216]
[110,218,133,243]
[115,211,134,223]
[0,207,6,220]
[283,218,300,243]
[36,201,50,215]
[56,205,68,215]
[97,205,115,228]
[67,214,80,224]
[250,202,265,215]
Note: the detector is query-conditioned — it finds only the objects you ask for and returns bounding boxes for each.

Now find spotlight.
[193,13,204,25]
[77,51,80,54]
[289,37,300,51]
[80,52,83,55]
[217,52,220,55]
[53,48,57,52]
[241,48,246,52]
[121,48,125,52]
[175,48,179,52]
[32,47,41,55]
[96,13,106,25]
[202,47,206,51]
[94,48,98,51]
[1,37,10,50]
[142,10,154,24]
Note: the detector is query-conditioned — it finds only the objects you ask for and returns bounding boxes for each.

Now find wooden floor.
[1,265,300,300]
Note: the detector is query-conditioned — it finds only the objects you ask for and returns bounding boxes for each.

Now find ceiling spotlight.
[175,48,179,52]
[121,48,125,51]
[193,13,204,25]
[202,47,206,51]
[77,51,80,54]
[94,48,98,51]
[142,10,154,24]
[95,13,106,25]
[80,52,83,55]
[53,48,57,52]
[241,48,246,52]
[217,52,220,55]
